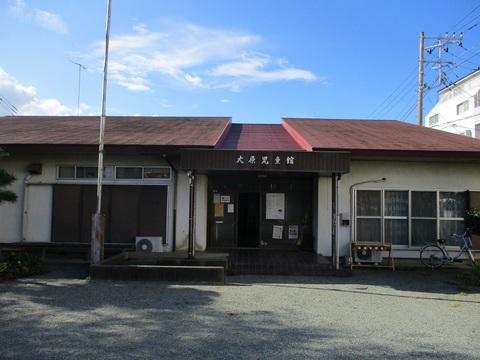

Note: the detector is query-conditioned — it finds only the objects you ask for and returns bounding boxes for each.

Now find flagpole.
[91,0,112,264]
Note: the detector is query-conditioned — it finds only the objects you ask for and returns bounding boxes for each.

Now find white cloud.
[34,9,68,34]
[20,98,73,116]
[9,0,68,34]
[132,23,149,35]
[210,52,316,88]
[89,22,316,92]
[110,73,150,92]
[184,73,203,87]
[0,67,76,116]
[8,0,26,20]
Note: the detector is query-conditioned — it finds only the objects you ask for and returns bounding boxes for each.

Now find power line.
[447,4,480,33]
[370,5,480,124]
[367,49,439,121]
[367,66,417,119]
[0,92,20,116]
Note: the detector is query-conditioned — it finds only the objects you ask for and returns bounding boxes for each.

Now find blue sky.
[1,0,479,124]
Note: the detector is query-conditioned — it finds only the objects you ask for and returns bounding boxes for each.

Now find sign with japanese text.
[181,149,350,173]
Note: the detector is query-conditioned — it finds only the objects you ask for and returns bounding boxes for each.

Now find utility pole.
[417,31,464,126]
[91,0,112,265]
[418,32,424,126]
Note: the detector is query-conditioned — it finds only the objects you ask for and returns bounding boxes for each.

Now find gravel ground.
[0,264,479,360]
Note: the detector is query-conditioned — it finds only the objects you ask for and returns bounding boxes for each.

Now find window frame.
[456,100,469,115]
[115,166,171,180]
[57,165,171,181]
[57,165,114,180]
[428,113,439,126]
[354,189,467,248]
[474,90,480,108]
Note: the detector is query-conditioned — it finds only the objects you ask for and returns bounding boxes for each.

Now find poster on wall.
[288,225,299,239]
[214,203,224,217]
[272,225,283,239]
[266,193,285,220]
[221,195,231,203]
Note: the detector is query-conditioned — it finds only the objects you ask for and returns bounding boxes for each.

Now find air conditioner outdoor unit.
[135,236,163,253]
[354,245,383,264]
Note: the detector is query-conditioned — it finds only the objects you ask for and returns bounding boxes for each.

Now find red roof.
[220,124,304,151]
[0,116,231,148]
[282,118,480,155]
[1,116,480,160]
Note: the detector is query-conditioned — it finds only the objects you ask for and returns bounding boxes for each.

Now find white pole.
[336,175,340,270]
[91,0,112,264]
[417,32,424,126]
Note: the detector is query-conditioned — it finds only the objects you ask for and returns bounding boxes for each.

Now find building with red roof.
[1,116,479,268]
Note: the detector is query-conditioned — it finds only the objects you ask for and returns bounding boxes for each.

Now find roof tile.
[282,118,480,153]
[220,124,303,150]
[0,116,231,148]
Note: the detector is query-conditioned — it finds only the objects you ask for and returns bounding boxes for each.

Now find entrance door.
[238,192,260,248]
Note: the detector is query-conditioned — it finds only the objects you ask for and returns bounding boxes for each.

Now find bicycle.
[420,229,476,269]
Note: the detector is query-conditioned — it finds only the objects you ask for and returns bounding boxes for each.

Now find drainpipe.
[163,154,179,249]
[187,171,196,259]
[334,173,341,270]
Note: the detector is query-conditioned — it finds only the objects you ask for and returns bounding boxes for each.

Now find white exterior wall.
[0,154,176,246]
[332,159,480,259]
[425,70,480,137]
[315,176,332,256]
[0,157,26,242]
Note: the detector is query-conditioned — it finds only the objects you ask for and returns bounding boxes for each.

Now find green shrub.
[464,208,480,235]
[0,252,42,280]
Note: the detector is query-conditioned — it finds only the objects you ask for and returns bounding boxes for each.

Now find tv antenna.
[69,60,87,116]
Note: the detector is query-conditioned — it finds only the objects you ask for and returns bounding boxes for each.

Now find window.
[474,90,480,108]
[439,192,467,245]
[429,114,439,126]
[456,100,469,115]
[115,166,171,180]
[76,166,98,179]
[411,191,437,246]
[144,167,171,179]
[355,190,467,247]
[57,165,113,179]
[384,191,408,245]
[58,165,171,180]
[356,191,382,242]
[116,167,142,179]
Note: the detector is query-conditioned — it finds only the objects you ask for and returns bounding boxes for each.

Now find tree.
[0,148,17,205]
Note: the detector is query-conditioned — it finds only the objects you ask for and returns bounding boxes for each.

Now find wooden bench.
[349,241,395,270]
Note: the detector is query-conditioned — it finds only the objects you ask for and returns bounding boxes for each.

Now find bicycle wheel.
[420,245,445,269]
[466,248,476,267]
